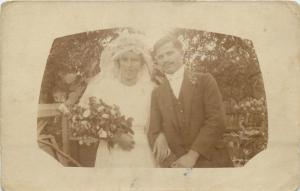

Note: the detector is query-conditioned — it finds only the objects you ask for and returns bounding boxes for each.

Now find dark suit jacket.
[148,71,233,167]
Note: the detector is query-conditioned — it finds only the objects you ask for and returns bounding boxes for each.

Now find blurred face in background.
[118,50,143,86]
[155,42,184,74]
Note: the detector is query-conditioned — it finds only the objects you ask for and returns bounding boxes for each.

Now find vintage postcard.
[1,1,299,191]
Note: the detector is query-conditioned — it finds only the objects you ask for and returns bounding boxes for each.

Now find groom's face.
[155,42,184,74]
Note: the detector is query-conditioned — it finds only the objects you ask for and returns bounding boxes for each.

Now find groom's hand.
[171,150,199,168]
[114,133,135,151]
[153,133,171,162]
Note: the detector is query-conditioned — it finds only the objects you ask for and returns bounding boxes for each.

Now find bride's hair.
[112,49,146,80]
[97,33,153,83]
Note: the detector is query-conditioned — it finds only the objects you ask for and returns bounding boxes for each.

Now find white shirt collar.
[165,65,185,99]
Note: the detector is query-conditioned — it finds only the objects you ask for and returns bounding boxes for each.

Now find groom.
[148,35,233,168]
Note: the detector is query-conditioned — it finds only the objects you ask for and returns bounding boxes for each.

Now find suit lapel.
[159,79,179,129]
[159,78,187,152]
[159,71,196,128]
[179,71,196,124]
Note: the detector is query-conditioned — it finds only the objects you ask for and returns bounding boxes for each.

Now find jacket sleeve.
[147,89,163,149]
[191,73,226,159]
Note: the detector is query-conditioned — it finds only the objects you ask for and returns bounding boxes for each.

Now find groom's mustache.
[162,62,173,66]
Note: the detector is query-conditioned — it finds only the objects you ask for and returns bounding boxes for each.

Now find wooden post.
[61,115,70,155]
[38,104,76,166]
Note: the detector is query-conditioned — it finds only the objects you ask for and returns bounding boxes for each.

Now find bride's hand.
[114,133,135,151]
[153,133,171,162]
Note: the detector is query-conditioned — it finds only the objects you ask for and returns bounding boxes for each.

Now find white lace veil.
[88,32,154,86]
[79,32,154,106]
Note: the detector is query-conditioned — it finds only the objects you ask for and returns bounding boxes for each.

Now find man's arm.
[172,73,225,167]
[147,89,163,149]
[191,73,226,160]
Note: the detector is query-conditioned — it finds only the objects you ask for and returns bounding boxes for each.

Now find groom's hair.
[152,35,183,56]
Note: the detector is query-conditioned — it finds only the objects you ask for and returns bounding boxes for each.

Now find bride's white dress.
[80,77,155,167]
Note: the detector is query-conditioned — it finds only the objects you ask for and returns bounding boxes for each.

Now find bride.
[79,33,156,167]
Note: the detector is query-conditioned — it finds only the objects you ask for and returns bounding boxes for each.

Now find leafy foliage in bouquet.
[69,97,134,148]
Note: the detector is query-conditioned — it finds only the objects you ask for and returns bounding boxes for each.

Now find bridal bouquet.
[68,97,134,149]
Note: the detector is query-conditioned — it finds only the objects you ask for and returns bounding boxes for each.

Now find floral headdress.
[97,31,153,81]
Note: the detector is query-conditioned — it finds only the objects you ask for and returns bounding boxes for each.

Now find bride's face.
[118,51,143,85]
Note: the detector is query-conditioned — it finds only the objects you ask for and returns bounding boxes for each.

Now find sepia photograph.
[37,27,268,168]
[1,2,299,191]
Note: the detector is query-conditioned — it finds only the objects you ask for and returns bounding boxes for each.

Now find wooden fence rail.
[37,103,81,167]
